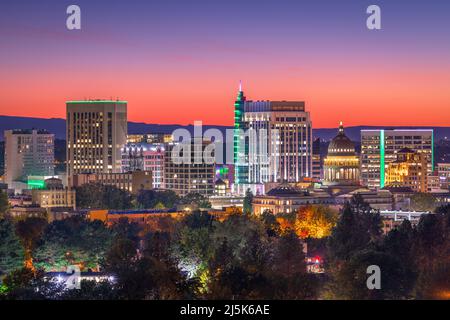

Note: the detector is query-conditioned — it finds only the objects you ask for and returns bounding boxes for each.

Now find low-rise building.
[380,210,431,234]
[335,189,394,210]
[437,163,450,189]
[71,171,152,194]
[32,178,76,209]
[7,206,47,220]
[252,183,334,215]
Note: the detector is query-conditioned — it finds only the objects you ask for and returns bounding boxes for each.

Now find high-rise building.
[233,86,312,194]
[361,129,433,189]
[4,129,54,188]
[312,138,322,180]
[164,141,215,196]
[66,100,127,185]
[385,148,428,193]
[121,143,165,189]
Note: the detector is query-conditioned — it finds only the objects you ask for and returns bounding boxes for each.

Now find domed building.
[323,122,360,186]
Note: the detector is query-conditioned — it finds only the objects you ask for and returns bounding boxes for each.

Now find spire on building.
[339,121,344,134]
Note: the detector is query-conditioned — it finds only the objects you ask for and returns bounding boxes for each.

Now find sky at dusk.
[1,0,450,127]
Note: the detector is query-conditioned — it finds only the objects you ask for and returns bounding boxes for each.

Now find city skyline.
[1,0,450,127]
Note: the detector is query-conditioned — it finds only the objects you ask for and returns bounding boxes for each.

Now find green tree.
[33,217,114,271]
[136,189,179,209]
[260,210,280,237]
[179,192,212,208]
[0,191,9,215]
[412,211,450,299]
[110,217,142,246]
[327,203,381,262]
[328,249,413,299]
[15,217,47,268]
[0,218,25,277]
[75,183,133,209]
[1,267,63,300]
[243,189,253,215]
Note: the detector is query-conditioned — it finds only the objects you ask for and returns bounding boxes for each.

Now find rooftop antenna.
[239,80,242,92]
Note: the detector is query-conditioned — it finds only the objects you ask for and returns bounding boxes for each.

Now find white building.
[4,129,54,192]
[66,100,127,186]
[235,98,312,195]
[361,129,433,189]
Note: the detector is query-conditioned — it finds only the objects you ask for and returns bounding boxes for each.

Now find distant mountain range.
[1,115,450,142]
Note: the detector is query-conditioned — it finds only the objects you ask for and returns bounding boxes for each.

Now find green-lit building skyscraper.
[233,81,248,187]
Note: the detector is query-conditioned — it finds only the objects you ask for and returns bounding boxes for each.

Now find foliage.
[1,267,63,300]
[33,217,114,271]
[0,218,25,277]
[136,189,179,209]
[327,249,413,299]
[59,280,118,300]
[179,192,211,208]
[294,205,338,239]
[243,189,253,215]
[75,183,133,209]
[15,217,47,268]
[0,191,9,214]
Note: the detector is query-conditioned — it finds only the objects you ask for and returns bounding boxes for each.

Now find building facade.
[4,129,54,188]
[121,143,165,189]
[385,148,428,193]
[66,100,127,185]
[31,178,76,209]
[323,123,360,186]
[312,138,322,180]
[437,163,450,189]
[234,85,313,194]
[164,142,215,196]
[72,171,152,194]
[361,129,433,189]
[252,183,334,215]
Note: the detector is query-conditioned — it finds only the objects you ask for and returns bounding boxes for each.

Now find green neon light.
[28,180,45,189]
[380,130,385,188]
[66,100,127,104]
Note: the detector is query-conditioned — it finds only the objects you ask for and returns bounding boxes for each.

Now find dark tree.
[60,280,118,300]
[260,210,280,237]
[75,183,133,209]
[15,217,47,268]
[0,191,9,214]
[328,249,414,299]
[179,192,211,208]
[243,189,254,215]
[136,189,179,209]
[33,217,114,271]
[110,217,142,246]
[0,218,25,277]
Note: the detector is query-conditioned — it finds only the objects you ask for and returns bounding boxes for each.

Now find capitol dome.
[327,122,356,156]
[323,122,360,186]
